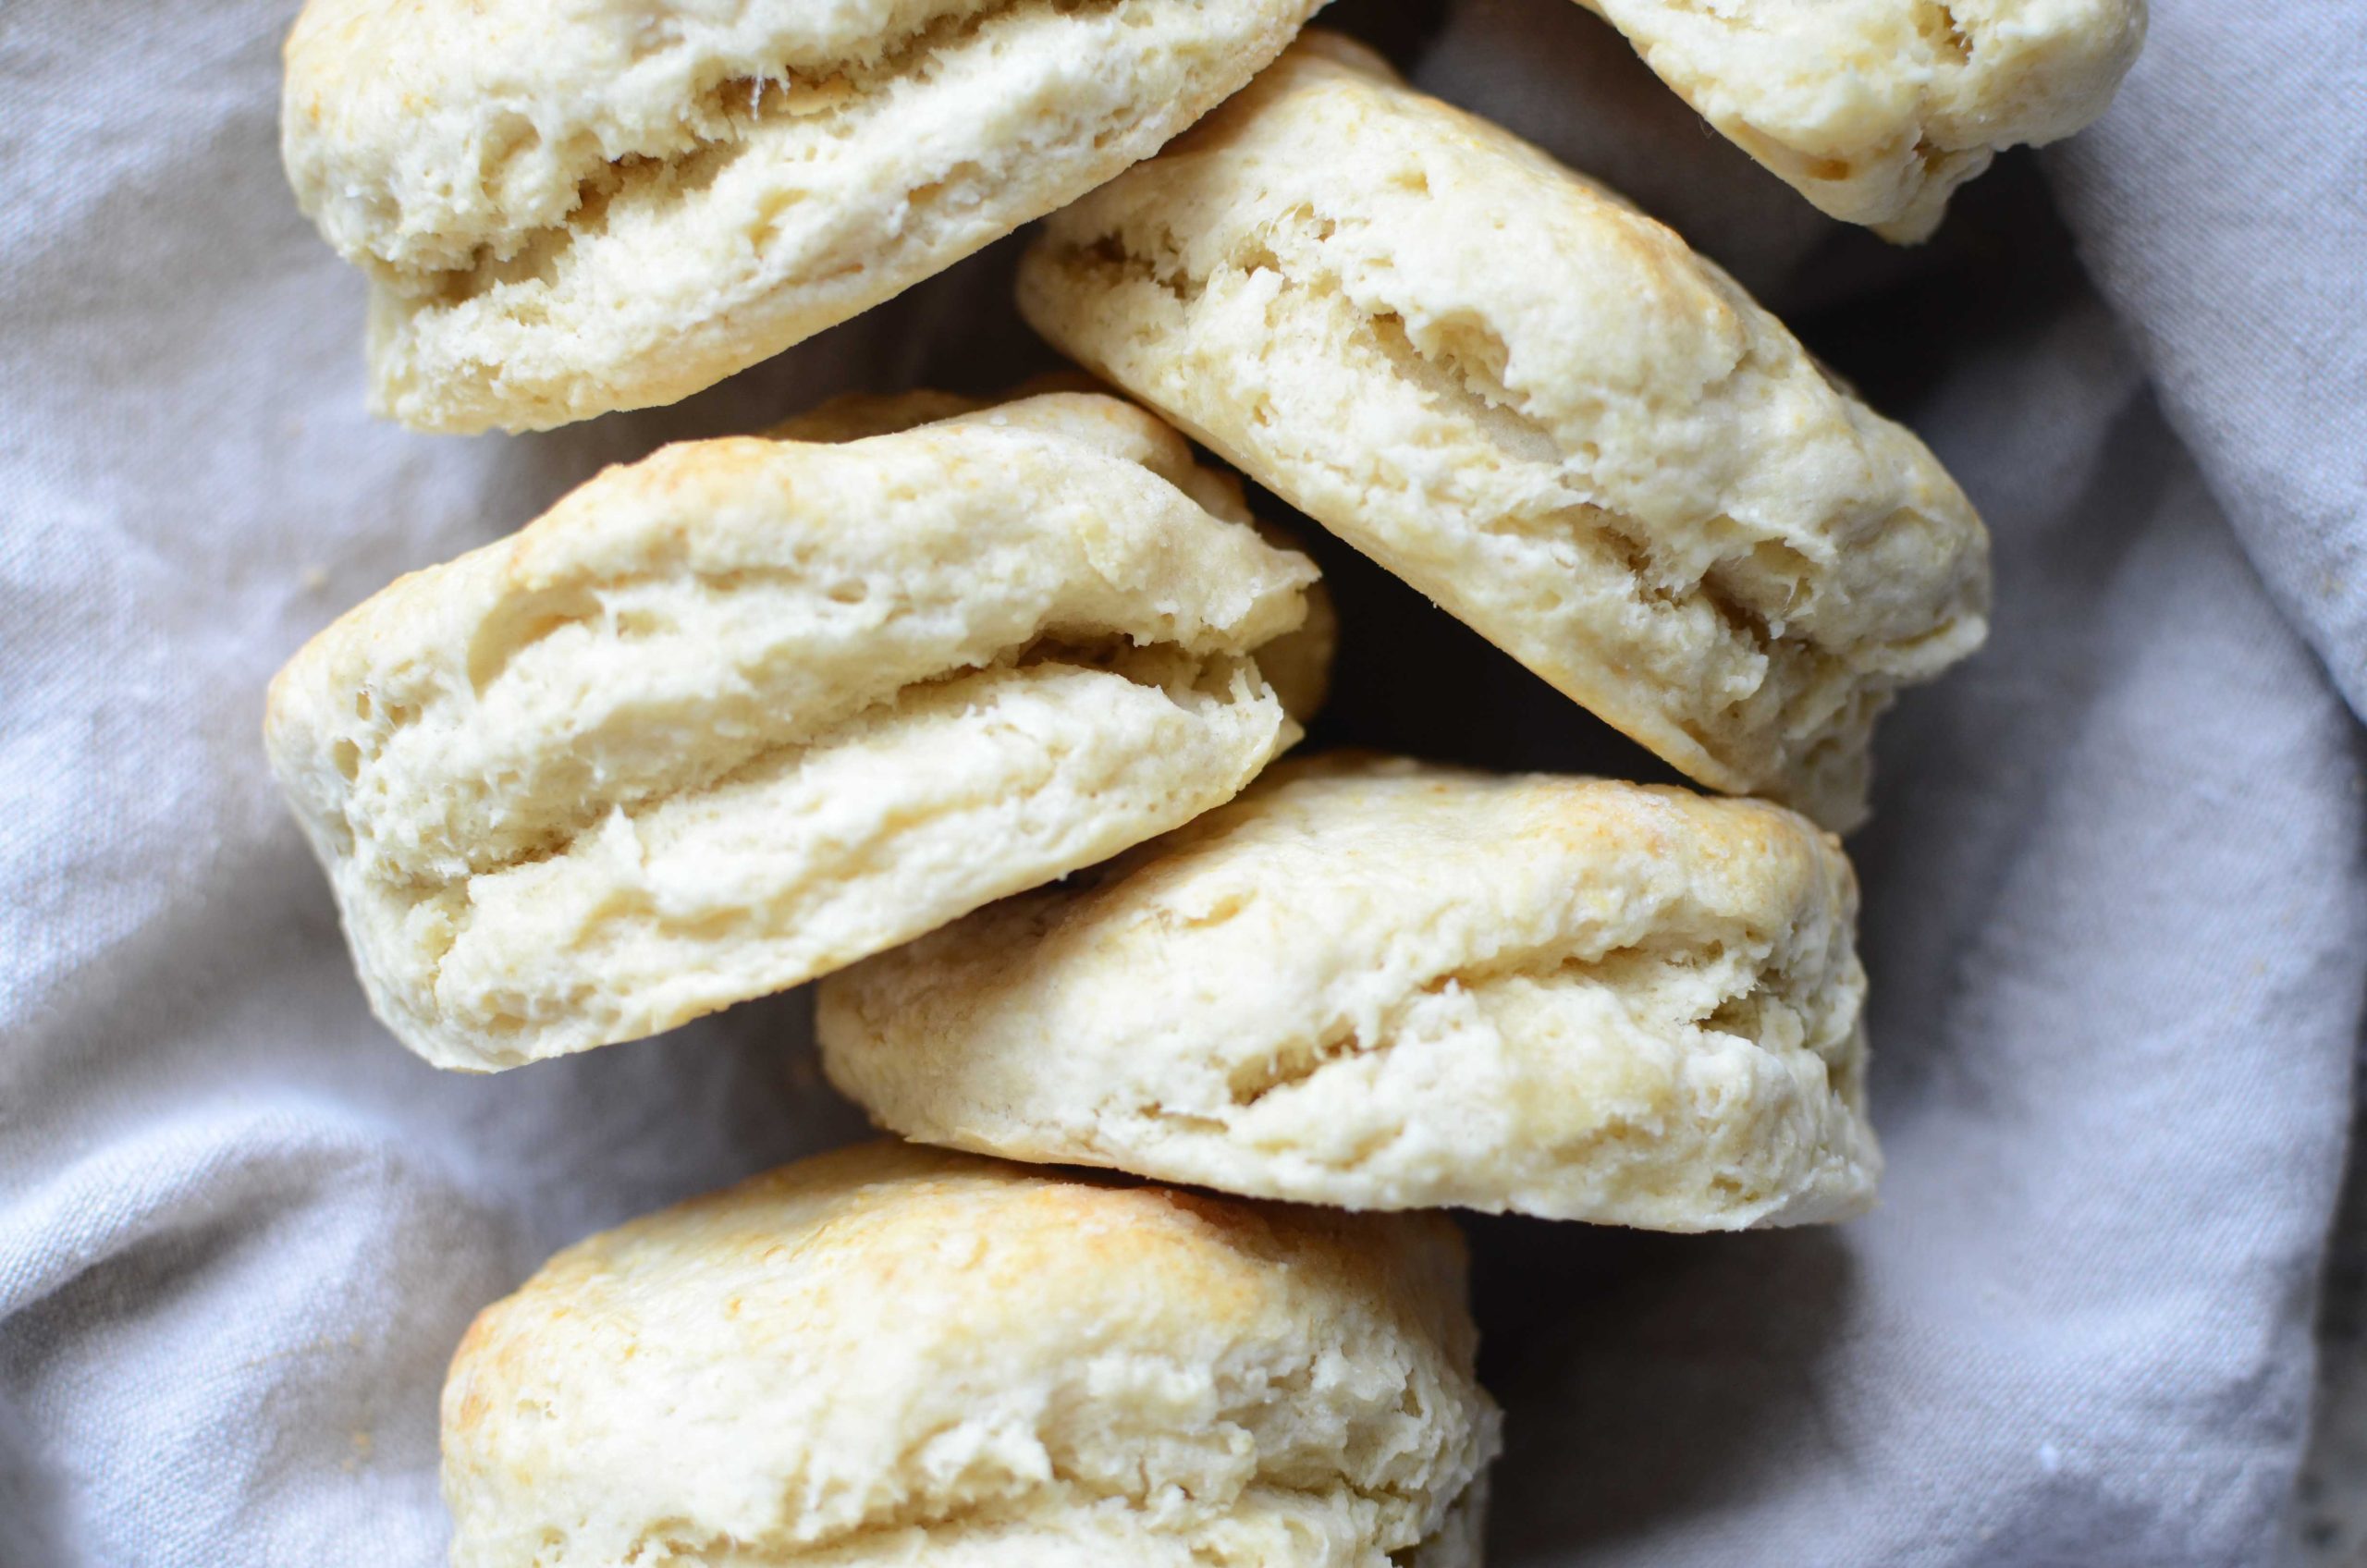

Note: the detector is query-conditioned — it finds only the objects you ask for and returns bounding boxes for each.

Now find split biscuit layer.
[1019,34,1991,828]
[820,753,1879,1230]
[265,392,1327,1071]
[442,1141,1500,1568]
[281,0,1328,431]
[1575,0,2147,239]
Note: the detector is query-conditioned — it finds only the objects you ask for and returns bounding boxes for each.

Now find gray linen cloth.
[1,0,2359,1563]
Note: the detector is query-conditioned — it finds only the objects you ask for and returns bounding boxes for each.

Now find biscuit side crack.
[393,0,1123,300]
[1042,220,1860,751]
[395,627,1245,888]
[399,635,1269,1031]
[331,557,1282,889]
[602,1372,1475,1562]
[1217,932,1826,1114]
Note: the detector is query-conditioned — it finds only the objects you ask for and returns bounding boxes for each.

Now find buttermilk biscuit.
[442,1141,1501,1567]
[1018,35,1990,829]
[280,0,1327,433]
[1576,0,2147,239]
[264,392,1326,1072]
[773,384,1338,717]
[819,754,1878,1230]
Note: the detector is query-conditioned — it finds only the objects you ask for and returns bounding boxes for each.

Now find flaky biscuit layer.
[443,1142,1500,1567]
[821,754,1878,1229]
[1576,0,2146,239]
[266,394,1324,1070]
[1019,35,1990,827]
[283,0,1327,430]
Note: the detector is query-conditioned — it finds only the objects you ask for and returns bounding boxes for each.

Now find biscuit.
[1575,0,2147,239]
[818,754,1878,1230]
[265,392,1327,1071]
[772,384,1338,718]
[442,1140,1501,1567]
[1018,35,1990,829]
[280,0,1328,433]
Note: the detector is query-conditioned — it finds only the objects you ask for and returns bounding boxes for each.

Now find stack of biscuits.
[269,1,2142,1562]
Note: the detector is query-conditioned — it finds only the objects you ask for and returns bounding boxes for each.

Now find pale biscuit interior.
[1576,0,2148,239]
[282,0,1324,431]
[819,754,1878,1230]
[441,1142,1501,1568]
[265,395,1324,1071]
[1019,34,1990,828]
[772,383,1338,719]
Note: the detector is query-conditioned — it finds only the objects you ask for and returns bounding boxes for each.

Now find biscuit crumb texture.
[1576,0,2147,239]
[820,755,1878,1229]
[442,1142,1500,1567]
[772,385,1340,717]
[264,396,1323,1071]
[281,0,1324,431]
[1019,36,1990,828]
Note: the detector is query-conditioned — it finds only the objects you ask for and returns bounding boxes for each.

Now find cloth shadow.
[1466,1217,1861,1562]
[1286,507,1688,781]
